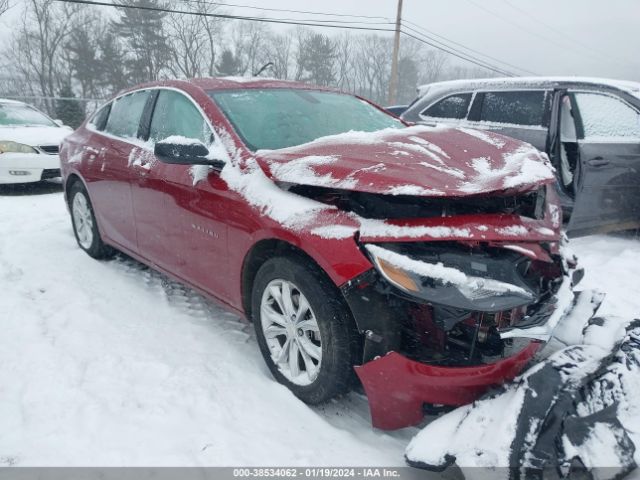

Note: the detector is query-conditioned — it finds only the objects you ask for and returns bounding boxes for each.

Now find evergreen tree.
[111,0,170,83]
[66,26,101,98]
[216,49,242,76]
[55,84,85,128]
[99,32,129,94]
[296,33,336,86]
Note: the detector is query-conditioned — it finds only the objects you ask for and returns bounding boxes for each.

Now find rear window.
[479,90,546,126]
[421,93,472,120]
[0,103,57,127]
[104,90,151,139]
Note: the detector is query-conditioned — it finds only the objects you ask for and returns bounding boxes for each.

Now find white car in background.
[0,99,72,184]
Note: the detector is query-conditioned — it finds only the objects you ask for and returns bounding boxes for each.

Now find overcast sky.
[1,0,638,81]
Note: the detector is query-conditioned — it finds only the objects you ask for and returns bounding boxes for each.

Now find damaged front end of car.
[324,192,604,430]
[257,126,604,430]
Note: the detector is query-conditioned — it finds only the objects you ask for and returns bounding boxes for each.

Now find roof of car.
[121,77,339,95]
[190,77,337,92]
[416,76,640,99]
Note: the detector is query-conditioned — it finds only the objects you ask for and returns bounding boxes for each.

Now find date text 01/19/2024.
[232,468,403,478]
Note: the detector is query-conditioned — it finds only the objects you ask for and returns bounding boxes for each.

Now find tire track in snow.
[109,254,252,343]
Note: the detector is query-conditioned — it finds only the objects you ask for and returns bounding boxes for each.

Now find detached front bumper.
[0,152,61,184]
[354,286,604,431]
[355,341,540,430]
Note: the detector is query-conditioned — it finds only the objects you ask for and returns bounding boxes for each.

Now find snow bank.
[406,311,640,478]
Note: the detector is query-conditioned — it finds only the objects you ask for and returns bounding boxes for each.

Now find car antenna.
[253,62,274,77]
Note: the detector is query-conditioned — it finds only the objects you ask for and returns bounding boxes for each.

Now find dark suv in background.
[401,77,640,237]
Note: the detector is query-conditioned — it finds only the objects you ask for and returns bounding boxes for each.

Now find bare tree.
[351,35,392,104]
[263,31,292,79]
[230,21,268,76]
[166,0,224,78]
[334,33,355,92]
[0,0,11,17]
[439,63,495,82]
[420,49,449,84]
[201,4,224,76]
[6,0,80,113]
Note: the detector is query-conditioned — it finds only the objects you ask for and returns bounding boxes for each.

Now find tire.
[68,181,115,259]
[252,255,358,404]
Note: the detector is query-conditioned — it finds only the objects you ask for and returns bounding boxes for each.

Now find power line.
[464,0,574,49]
[53,0,521,77]
[176,0,393,22]
[55,0,398,32]
[178,0,396,26]
[399,29,515,77]
[463,0,627,69]
[183,0,529,75]
[401,22,537,76]
[499,0,631,67]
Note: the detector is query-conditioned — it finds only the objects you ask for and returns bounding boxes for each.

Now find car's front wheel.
[252,256,357,404]
[69,182,114,259]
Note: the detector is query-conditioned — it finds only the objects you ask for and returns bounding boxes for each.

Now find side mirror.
[154,138,225,170]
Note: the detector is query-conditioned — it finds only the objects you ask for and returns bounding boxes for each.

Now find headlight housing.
[365,243,537,312]
[0,141,38,154]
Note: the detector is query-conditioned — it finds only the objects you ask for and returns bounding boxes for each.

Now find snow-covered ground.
[1,183,639,468]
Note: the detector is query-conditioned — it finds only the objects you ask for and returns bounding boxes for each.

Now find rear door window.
[572,92,640,140]
[421,93,472,120]
[149,90,212,144]
[104,90,151,139]
[479,90,546,126]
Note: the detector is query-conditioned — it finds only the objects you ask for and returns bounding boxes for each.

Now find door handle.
[586,157,610,167]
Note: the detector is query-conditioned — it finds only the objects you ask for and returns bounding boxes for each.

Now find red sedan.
[60,78,582,430]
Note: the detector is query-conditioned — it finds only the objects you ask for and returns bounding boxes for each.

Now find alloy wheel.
[260,279,322,386]
[72,192,94,249]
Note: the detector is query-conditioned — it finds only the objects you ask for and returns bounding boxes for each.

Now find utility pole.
[387,0,403,105]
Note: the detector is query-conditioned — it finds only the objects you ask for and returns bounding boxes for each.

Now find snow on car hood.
[256,125,555,198]
[0,126,72,146]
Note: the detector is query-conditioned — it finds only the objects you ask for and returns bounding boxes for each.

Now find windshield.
[0,103,57,127]
[209,88,403,151]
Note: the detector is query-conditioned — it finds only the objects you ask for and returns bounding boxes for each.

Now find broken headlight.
[365,243,537,312]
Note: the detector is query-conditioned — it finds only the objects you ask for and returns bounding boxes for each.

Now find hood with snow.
[0,126,72,147]
[255,125,555,198]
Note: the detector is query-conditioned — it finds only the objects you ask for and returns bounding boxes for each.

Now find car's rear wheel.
[252,256,357,404]
[69,182,114,259]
